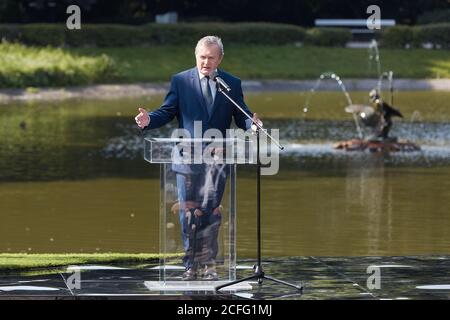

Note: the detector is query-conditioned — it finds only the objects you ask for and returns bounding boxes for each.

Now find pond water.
[1,91,450,257]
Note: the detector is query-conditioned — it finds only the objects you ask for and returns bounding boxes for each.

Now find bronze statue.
[368,89,403,140]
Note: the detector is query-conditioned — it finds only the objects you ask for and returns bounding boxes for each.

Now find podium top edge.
[145,138,252,142]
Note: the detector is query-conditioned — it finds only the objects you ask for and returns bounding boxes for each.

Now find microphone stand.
[213,81,302,292]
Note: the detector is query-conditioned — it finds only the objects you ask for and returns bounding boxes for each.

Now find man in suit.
[135,36,261,280]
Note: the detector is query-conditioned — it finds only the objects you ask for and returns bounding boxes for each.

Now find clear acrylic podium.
[143,137,254,291]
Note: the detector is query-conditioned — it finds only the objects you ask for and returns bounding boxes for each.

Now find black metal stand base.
[215,264,303,291]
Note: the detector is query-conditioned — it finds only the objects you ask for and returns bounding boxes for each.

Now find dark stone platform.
[1,256,449,300]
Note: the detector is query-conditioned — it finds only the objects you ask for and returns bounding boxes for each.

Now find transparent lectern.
[143,137,253,291]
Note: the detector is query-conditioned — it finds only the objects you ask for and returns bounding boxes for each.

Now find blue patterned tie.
[202,76,213,114]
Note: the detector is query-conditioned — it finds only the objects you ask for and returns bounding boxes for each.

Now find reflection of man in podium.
[172,162,228,281]
[135,36,261,280]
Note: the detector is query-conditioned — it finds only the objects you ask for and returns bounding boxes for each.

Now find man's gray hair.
[195,36,224,57]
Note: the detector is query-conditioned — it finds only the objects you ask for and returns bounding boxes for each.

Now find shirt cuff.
[245,118,253,131]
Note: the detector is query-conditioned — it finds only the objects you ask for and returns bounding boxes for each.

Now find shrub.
[20,24,65,47]
[380,24,450,49]
[0,24,20,42]
[414,23,450,49]
[65,24,151,47]
[145,23,305,45]
[0,22,306,47]
[304,28,351,47]
[0,42,117,87]
[380,26,414,48]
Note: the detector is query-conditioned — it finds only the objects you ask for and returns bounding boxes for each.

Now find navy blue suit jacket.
[143,67,253,173]
[143,67,253,136]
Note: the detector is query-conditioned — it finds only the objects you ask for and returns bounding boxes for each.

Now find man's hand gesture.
[135,108,150,128]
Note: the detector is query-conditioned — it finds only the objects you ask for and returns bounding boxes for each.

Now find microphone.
[210,71,231,92]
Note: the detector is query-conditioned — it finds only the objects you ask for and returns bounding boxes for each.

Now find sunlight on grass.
[0,42,117,87]
[428,59,450,78]
[0,253,182,270]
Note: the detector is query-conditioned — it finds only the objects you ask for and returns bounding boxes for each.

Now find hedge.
[19,24,66,46]
[380,23,450,49]
[304,28,351,47]
[65,24,150,47]
[380,25,415,48]
[0,22,306,47]
[414,23,450,49]
[1,23,448,49]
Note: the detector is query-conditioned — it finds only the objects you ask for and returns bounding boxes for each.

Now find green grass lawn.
[0,253,180,271]
[1,43,449,88]
[73,45,450,82]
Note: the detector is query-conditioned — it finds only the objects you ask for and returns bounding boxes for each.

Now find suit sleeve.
[143,76,179,131]
[232,79,253,130]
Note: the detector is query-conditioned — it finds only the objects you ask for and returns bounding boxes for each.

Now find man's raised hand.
[135,107,150,128]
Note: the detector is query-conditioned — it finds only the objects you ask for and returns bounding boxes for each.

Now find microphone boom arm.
[216,84,284,150]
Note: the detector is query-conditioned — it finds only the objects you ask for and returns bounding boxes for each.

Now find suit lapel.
[190,68,209,116]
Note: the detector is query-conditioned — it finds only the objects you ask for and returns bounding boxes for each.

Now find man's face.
[196,44,223,76]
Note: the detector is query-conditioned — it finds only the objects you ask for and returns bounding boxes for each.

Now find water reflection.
[344,155,387,254]
[1,92,450,257]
